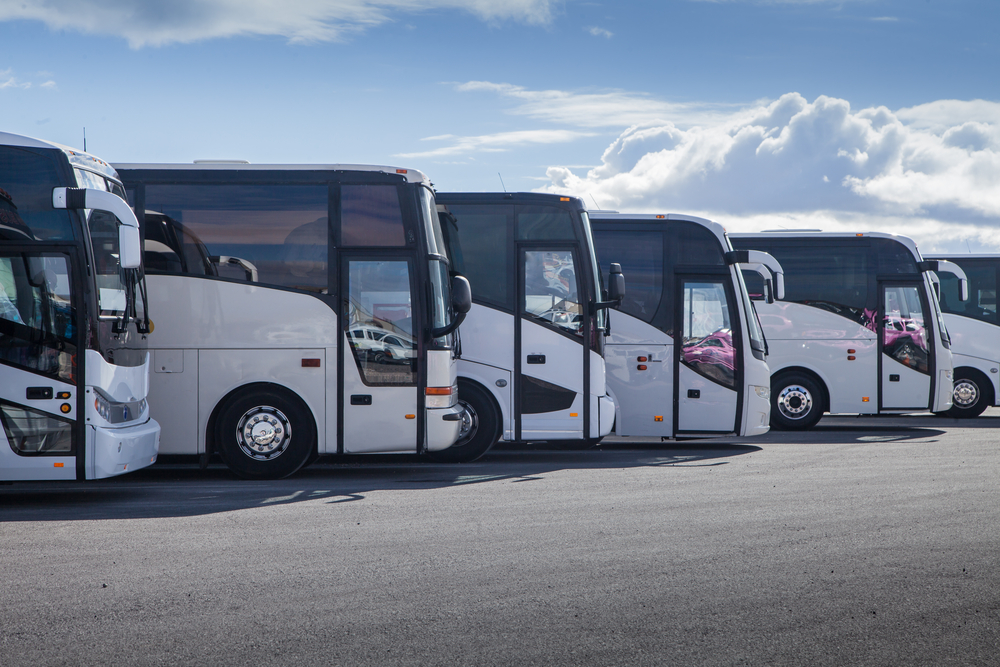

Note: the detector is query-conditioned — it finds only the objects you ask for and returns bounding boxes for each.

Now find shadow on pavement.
[0,443,758,522]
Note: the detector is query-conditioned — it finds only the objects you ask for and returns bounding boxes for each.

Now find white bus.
[435,193,623,454]
[116,163,470,478]
[1,132,160,481]
[731,232,967,429]
[590,213,783,438]
[924,253,1000,417]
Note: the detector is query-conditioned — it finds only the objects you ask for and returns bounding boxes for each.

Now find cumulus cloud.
[396,128,595,159]
[0,0,554,48]
[532,92,1000,252]
[587,26,613,38]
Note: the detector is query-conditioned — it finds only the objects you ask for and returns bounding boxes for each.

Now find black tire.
[770,372,825,431]
[427,380,500,463]
[214,385,316,480]
[946,369,992,418]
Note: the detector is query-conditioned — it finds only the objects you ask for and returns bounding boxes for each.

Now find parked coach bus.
[116,163,470,479]
[590,213,784,438]
[925,253,1000,417]
[731,232,967,430]
[1,132,159,481]
[435,193,623,454]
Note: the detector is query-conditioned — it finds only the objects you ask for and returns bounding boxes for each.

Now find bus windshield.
[419,186,452,343]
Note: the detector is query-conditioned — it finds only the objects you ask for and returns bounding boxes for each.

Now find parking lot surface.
[2,411,998,666]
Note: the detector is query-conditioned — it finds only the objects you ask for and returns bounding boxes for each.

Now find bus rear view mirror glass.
[452,274,472,314]
[608,263,625,303]
[119,224,142,269]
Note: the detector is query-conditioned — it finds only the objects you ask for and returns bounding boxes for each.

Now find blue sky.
[1,0,998,251]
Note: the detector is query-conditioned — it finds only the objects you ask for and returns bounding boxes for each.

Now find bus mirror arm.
[919,260,968,301]
[593,263,626,311]
[728,250,785,300]
[209,256,259,282]
[432,275,471,338]
[53,187,142,269]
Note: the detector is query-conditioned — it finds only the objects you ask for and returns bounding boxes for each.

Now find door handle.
[527,355,546,364]
[350,394,372,405]
[26,387,53,400]
[687,389,701,399]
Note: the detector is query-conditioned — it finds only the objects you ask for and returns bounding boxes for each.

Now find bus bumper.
[743,385,771,437]
[89,418,161,479]
[425,405,464,452]
[598,394,616,438]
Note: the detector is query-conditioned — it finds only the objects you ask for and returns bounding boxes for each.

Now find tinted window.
[144,184,329,293]
[747,240,875,329]
[341,184,406,247]
[670,223,726,267]
[446,203,512,309]
[0,147,75,241]
[517,205,575,240]
[592,228,664,327]
[939,261,997,325]
[875,239,918,275]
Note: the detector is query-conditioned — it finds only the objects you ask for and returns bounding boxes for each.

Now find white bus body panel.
[456,304,516,439]
[944,314,1000,405]
[742,352,772,437]
[145,275,336,455]
[605,315,673,437]
[0,366,78,481]
[755,301,880,413]
[520,320,585,440]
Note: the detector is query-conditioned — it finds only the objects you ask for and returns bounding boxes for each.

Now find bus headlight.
[94,393,112,421]
[752,385,770,400]
[425,385,457,408]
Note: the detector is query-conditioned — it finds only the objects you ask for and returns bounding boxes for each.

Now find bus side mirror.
[431,275,471,338]
[119,225,142,269]
[608,263,625,303]
[53,186,142,269]
[452,274,472,315]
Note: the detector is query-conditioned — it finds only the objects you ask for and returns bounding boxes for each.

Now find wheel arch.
[206,381,318,459]
[954,365,996,407]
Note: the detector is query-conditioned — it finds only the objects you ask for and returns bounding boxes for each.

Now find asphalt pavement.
[2,410,998,666]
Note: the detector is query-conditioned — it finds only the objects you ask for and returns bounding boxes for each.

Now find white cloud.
[0,68,53,90]
[587,26,613,38]
[395,128,595,159]
[455,81,745,128]
[533,92,1000,251]
[0,0,555,48]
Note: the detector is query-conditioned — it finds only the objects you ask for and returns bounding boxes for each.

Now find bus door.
[518,246,587,440]
[0,249,83,480]
[879,281,933,410]
[340,256,420,453]
[674,274,740,434]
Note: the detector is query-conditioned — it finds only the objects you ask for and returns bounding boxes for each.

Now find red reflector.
[301,359,321,367]
[848,356,856,360]
[425,387,453,395]
[847,349,856,354]
[396,169,407,174]
[637,365,647,371]
[637,356,648,362]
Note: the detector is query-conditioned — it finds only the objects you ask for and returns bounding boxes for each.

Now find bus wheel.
[215,386,316,480]
[427,381,499,463]
[771,373,824,431]
[947,370,991,418]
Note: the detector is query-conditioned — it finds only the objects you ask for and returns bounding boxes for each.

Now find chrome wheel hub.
[236,406,291,460]
[953,380,979,407]
[777,384,812,420]
[456,400,479,446]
